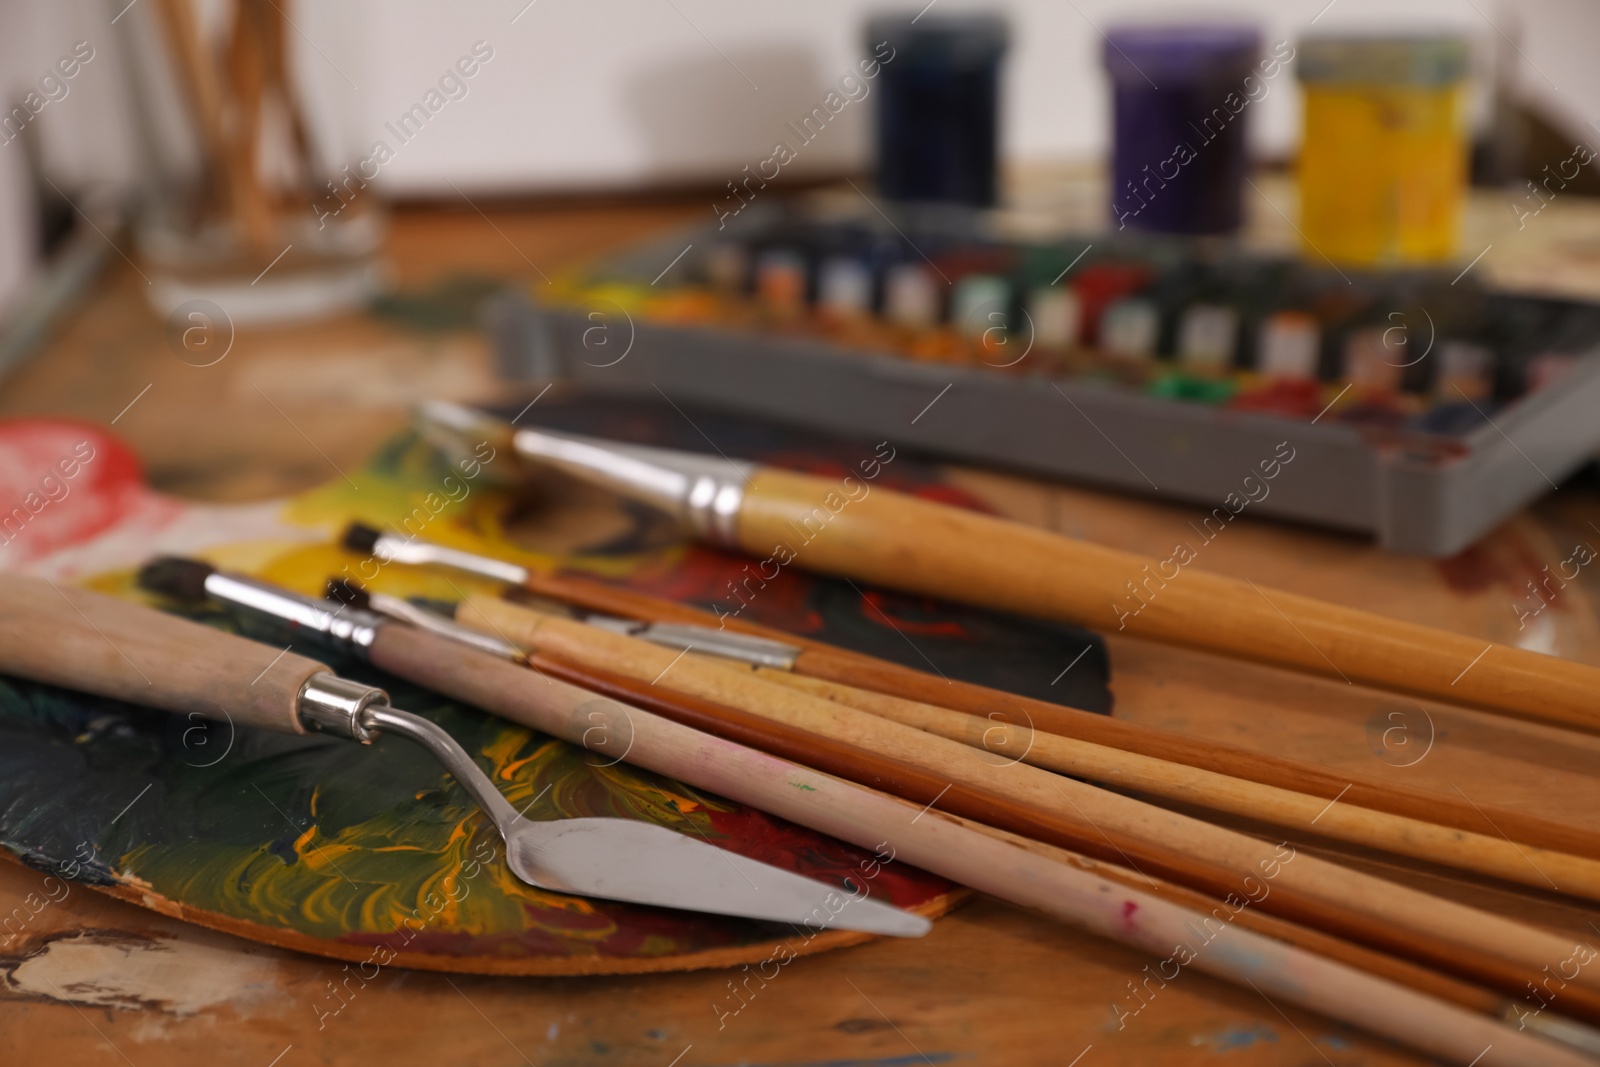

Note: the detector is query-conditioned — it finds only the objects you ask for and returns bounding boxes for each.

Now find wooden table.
[4,185,1600,1067]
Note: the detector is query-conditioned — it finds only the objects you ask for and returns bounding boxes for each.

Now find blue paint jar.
[1102,25,1263,235]
[866,13,1009,207]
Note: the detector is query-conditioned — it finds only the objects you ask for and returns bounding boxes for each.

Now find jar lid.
[1102,24,1261,84]
[1297,35,1468,85]
[865,13,1009,68]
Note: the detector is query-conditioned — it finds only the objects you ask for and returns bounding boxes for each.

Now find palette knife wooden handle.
[0,572,328,733]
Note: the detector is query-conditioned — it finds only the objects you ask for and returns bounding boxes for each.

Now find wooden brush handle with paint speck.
[0,573,324,733]
[460,595,1600,1003]
[504,568,1600,858]
[735,468,1600,735]
[406,608,1589,1066]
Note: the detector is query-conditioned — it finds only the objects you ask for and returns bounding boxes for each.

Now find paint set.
[493,206,1600,556]
[558,213,1573,428]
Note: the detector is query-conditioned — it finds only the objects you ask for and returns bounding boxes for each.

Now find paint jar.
[1229,311,1325,418]
[1296,35,1470,267]
[1434,341,1492,401]
[1342,327,1405,393]
[1101,299,1160,359]
[705,243,748,294]
[1256,311,1320,380]
[951,275,1010,339]
[755,249,807,318]
[884,263,939,328]
[1071,262,1151,346]
[1178,304,1239,373]
[818,257,873,321]
[1102,25,1264,236]
[1029,286,1081,351]
[866,13,1009,207]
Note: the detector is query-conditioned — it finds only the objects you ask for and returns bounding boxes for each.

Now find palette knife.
[0,572,928,937]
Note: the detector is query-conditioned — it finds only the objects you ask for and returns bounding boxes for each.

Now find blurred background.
[6,0,1600,554]
[4,0,1599,319]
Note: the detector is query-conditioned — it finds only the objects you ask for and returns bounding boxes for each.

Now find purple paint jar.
[1102,25,1263,236]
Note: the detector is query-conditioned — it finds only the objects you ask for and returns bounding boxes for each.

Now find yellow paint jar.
[1296,36,1470,267]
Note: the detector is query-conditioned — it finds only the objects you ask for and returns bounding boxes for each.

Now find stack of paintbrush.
[46,398,1591,1063]
[129,504,1600,1066]
[397,401,1600,1062]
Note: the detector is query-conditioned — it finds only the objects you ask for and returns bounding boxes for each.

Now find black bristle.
[341,523,382,555]
[137,557,216,605]
[325,577,372,610]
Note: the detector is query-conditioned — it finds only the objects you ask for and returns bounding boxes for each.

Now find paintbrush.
[447,589,1600,1010]
[303,579,1600,1047]
[736,659,1600,902]
[130,571,1598,1064]
[133,558,928,937]
[331,537,1600,900]
[298,567,1600,1025]
[513,649,1600,1050]
[335,522,1600,862]
[339,581,1600,1054]
[417,400,1600,737]
[340,522,806,668]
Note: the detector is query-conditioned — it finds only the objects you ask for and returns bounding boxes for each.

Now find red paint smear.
[0,419,148,561]
[703,803,952,909]
[860,590,968,638]
[615,545,828,636]
[1436,543,1509,594]
[1436,535,1571,610]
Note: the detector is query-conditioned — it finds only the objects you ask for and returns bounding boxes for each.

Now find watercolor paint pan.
[492,207,1600,556]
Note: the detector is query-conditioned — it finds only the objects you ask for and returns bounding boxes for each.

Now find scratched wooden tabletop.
[3,175,1600,1066]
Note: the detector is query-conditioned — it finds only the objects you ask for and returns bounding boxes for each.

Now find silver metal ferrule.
[361,590,526,662]
[298,673,388,743]
[417,400,752,546]
[353,524,800,668]
[203,571,384,656]
[509,427,752,546]
[644,622,800,670]
[584,614,799,669]
[369,531,530,585]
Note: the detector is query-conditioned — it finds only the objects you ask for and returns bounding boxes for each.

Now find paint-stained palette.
[0,400,1110,973]
[0,643,954,976]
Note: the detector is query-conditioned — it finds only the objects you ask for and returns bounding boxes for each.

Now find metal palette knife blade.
[508,817,932,938]
[368,703,929,939]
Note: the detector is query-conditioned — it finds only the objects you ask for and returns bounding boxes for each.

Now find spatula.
[0,572,928,937]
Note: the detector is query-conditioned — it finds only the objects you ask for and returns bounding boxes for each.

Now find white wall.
[3,0,1599,202]
[293,0,1600,194]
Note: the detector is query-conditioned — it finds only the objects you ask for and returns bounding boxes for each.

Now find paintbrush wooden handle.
[462,595,1600,1004]
[735,468,1600,734]
[527,651,1534,1028]
[0,574,322,732]
[505,574,1600,858]
[747,665,1600,902]
[362,622,1587,1066]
